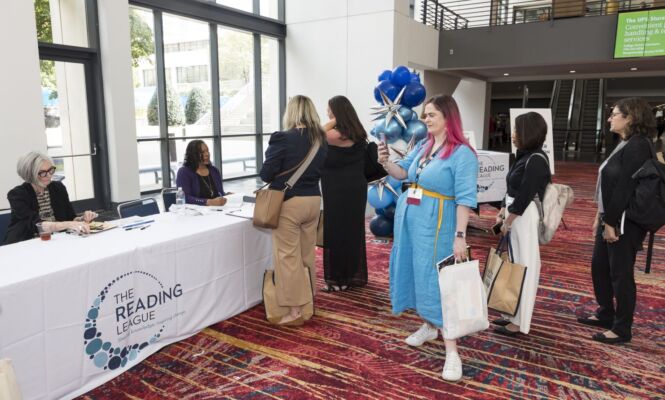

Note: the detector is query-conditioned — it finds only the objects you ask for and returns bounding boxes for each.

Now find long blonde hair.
[282,95,325,144]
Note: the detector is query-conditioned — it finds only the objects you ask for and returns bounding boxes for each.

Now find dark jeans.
[591,218,646,338]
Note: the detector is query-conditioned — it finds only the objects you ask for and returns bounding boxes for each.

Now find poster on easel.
[509,108,555,175]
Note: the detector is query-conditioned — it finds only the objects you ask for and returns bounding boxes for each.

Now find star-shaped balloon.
[371,87,407,129]
[371,177,400,199]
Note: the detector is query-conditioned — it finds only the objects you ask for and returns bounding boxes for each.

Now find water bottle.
[175,187,185,206]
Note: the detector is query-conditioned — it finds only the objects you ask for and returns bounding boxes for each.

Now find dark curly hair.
[183,140,206,169]
[614,97,657,139]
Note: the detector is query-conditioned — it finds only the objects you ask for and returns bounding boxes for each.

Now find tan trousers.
[272,195,320,307]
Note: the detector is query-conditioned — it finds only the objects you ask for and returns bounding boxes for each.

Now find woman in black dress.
[321,95,384,292]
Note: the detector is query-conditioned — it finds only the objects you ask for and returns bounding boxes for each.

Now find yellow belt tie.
[410,184,455,268]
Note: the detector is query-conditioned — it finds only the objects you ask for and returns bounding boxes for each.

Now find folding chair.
[161,188,178,212]
[117,198,160,218]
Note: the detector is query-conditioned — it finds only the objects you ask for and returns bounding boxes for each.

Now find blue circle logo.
[83,271,166,370]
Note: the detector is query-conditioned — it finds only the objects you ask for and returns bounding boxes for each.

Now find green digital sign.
[614,9,665,58]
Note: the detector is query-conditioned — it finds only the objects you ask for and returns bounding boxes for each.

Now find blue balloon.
[397,106,413,123]
[375,205,396,220]
[382,119,403,143]
[374,80,398,104]
[390,66,411,88]
[411,110,420,120]
[369,126,379,138]
[378,69,392,82]
[404,120,428,143]
[401,82,427,108]
[370,215,394,237]
[410,72,421,83]
[368,185,395,209]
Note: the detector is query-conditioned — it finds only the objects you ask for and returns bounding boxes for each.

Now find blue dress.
[389,142,478,327]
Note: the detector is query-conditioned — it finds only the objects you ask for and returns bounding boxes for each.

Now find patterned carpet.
[79,161,664,400]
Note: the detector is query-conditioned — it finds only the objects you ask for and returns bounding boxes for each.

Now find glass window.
[40,60,95,200]
[260,0,279,19]
[261,36,280,134]
[218,27,255,135]
[163,14,213,143]
[222,137,256,178]
[34,0,89,47]
[215,0,253,14]
[137,141,164,192]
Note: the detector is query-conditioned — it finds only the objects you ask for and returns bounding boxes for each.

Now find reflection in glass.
[40,60,94,200]
[34,0,89,47]
[218,27,255,136]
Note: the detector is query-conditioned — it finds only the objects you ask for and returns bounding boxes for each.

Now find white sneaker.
[405,323,438,346]
[442,351,463,382]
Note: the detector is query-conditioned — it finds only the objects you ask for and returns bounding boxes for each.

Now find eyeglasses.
[609,112,625,119]
[37,166,56,178]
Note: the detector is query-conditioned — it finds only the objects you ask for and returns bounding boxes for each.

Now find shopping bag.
[316,210,324,248]
[262,269,314,324]
[438,258,489,340]
[0,358,22,400]
[483,235,527,316]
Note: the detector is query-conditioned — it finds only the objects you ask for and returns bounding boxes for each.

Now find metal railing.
[418,0,664,31]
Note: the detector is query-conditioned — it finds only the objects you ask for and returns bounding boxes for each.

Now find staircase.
[577,79,601,157]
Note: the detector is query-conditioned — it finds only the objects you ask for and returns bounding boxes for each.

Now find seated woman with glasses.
[175,140,227,206]
[4,151,97,245]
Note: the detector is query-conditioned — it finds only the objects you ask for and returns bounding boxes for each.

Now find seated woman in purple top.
[175,140,227,206]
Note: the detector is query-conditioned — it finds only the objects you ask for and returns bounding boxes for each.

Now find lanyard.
[415,144,443,183]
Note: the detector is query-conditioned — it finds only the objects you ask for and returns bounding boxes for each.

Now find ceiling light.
[630,67,638,71]
[503,73,510,76]
[569,70,576,73]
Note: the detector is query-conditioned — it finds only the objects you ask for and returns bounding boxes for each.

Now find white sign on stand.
[509,108,555,174]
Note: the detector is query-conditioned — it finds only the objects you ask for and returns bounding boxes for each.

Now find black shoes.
[493,325,520,336]
[491,318,511,327]
[577,315,613,330]
[591,331,631,344]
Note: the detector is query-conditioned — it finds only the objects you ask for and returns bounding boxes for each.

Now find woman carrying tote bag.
[494,112,551,336]
[259,95,327,326]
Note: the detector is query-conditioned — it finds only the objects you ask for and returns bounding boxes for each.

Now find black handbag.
[626,138,665,233]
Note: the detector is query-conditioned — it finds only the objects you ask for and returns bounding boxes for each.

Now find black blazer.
[4,181,76,245]
[600,135,652,227]
[260,128,327,200]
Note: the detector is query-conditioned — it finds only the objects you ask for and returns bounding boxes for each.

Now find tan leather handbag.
[253,141,320,229]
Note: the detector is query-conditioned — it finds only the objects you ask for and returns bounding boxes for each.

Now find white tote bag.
[438,259,490,340]
[0,358,22,400]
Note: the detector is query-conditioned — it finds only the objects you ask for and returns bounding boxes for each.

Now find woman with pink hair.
[378,94,478,382]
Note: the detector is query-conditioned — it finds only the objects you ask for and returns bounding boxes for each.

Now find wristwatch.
[455,231,466,239]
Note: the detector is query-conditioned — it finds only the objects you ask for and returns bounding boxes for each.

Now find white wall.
[285,0,438,131]
[0,0,47,209]
[423,71,490,149]
[97,0,140,204]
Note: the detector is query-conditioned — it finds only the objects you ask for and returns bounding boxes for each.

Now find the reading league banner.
[476,150,509,204]
[509,108,556,175]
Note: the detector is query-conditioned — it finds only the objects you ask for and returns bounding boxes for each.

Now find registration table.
[0,207,271,399]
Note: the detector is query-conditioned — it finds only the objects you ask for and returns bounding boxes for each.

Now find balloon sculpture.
[368,66,427,237]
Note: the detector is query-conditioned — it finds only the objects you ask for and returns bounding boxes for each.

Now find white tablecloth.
[0,208,272,400]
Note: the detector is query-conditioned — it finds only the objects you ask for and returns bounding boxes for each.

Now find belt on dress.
[410,183,455,268]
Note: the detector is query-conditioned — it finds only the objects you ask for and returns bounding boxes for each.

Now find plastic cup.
[36,222,51,241]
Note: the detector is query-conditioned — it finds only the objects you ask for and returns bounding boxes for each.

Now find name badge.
[406,188,423,205]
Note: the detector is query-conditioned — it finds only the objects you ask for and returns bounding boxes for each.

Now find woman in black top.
[493,112,551,336]
[577,97,656,344]
[260,95,327,326]
[4,152,96,244]
[320,96,384,292]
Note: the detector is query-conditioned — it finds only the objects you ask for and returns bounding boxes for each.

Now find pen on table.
[123,219,155,230]
[140,225,151,230]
